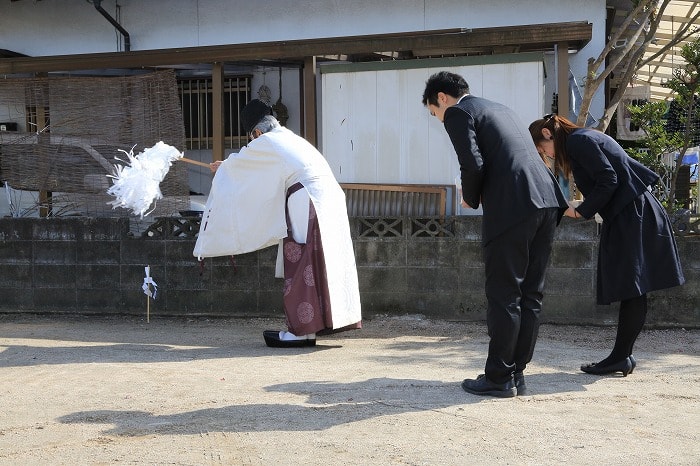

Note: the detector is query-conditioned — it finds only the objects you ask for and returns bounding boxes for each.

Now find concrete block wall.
[0,216,697,327]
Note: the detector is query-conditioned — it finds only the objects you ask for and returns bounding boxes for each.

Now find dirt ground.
[0,313,698,466]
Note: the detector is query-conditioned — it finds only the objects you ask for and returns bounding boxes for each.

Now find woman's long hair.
[528,114,580,178]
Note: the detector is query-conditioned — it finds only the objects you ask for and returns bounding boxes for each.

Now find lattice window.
[25,106,50,134]
[178,76,251,150]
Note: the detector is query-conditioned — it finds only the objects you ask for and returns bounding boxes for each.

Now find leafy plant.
[627,36,700,213]
[578,0,700,131]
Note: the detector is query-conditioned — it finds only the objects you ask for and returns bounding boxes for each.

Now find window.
[25,106,49,133]
[178,76,251,150]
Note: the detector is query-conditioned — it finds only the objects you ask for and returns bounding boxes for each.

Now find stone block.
[540,295,609,325]
[404,291,484,320]
[76,289,124,312]
[76,217,128,240]
[166,264,210,290]
[357,266,407,292]
[163,289,212,315]
[355,292,409,317]
[209,290,259,316]
[354,241,406,266]
[76,241,121,264]
[164,240,199,265]
[0,288,33,309]
[121,239,166,265]
[407,240,458,267]
[407,267,458,291]
[544,268,596,296]
[33,241,77,264]
[0,241,31,264]
[255,290,284,316]
[676,237,700,269]
[32,219,79,241]
[258,266,281,292]
[457,242,484,266]
[554,218,600,241]
[458,266,486,293]
[0,264,31,287]
[211,264,259,291]
[647,293,700,327]
[0,218,34,240]
[76,264,120,290]
[33,288,77,310]
[257,246,279,266]
[121,286,154,311]
[454,216,482,240]
[33,264,76,288]
[550,241,596,268]
[452,297,488,320]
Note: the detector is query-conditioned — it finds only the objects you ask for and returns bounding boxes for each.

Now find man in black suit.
[422,71,568,397]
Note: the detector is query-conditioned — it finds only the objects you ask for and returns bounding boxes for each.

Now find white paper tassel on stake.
[106,141,210,218]
[142,265,158,323]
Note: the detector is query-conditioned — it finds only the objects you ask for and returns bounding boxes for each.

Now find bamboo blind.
[0,70,188,217]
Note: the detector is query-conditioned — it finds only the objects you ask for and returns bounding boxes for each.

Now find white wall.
[1,0,607,119]
[321,57,544,186]
[320,56,544,215]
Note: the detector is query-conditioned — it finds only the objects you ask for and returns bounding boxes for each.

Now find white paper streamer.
[142,265,158,299]
[106,141,183,218]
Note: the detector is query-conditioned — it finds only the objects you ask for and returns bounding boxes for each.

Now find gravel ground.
[0,314,698,465]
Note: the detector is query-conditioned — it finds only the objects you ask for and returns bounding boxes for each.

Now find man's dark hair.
[421,71,470,106]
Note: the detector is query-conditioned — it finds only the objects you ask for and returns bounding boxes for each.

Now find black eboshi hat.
[241,99,273,133]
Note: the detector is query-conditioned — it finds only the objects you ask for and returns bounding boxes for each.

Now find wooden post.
[36,73,51,217]
[557,42,570,121]
[212,62,225,162]
[556,42,579,200]
[302,56,317,146]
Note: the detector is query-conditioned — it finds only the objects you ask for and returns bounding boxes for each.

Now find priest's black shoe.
[580,357,632,377]
[461,374,517,398]
[263,330,316,348]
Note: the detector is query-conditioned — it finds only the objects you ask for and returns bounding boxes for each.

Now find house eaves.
[0,22,592,75]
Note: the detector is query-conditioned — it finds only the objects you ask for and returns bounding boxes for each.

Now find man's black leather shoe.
[514,371,527,396]
[461,374,517,398]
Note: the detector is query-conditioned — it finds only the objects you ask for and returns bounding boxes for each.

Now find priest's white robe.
[193,126,361,330]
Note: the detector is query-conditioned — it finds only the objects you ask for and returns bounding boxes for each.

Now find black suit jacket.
[444,95,568,244]
[566,128,659,221]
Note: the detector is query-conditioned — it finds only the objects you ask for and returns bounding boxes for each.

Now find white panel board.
[375,69,404,183]
[349,72,379,182]
[321,73,354,180]
[321,57,544,190]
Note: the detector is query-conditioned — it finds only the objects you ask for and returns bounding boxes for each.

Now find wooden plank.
[340,183,447,217]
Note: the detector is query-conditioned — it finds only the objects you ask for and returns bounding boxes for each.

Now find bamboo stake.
[146,263,150,324]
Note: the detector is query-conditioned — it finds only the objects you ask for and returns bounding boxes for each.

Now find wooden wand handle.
[179,157,211,168]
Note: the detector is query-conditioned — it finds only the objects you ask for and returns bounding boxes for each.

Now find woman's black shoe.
[580,357,633,377]
[629,354,637,374]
